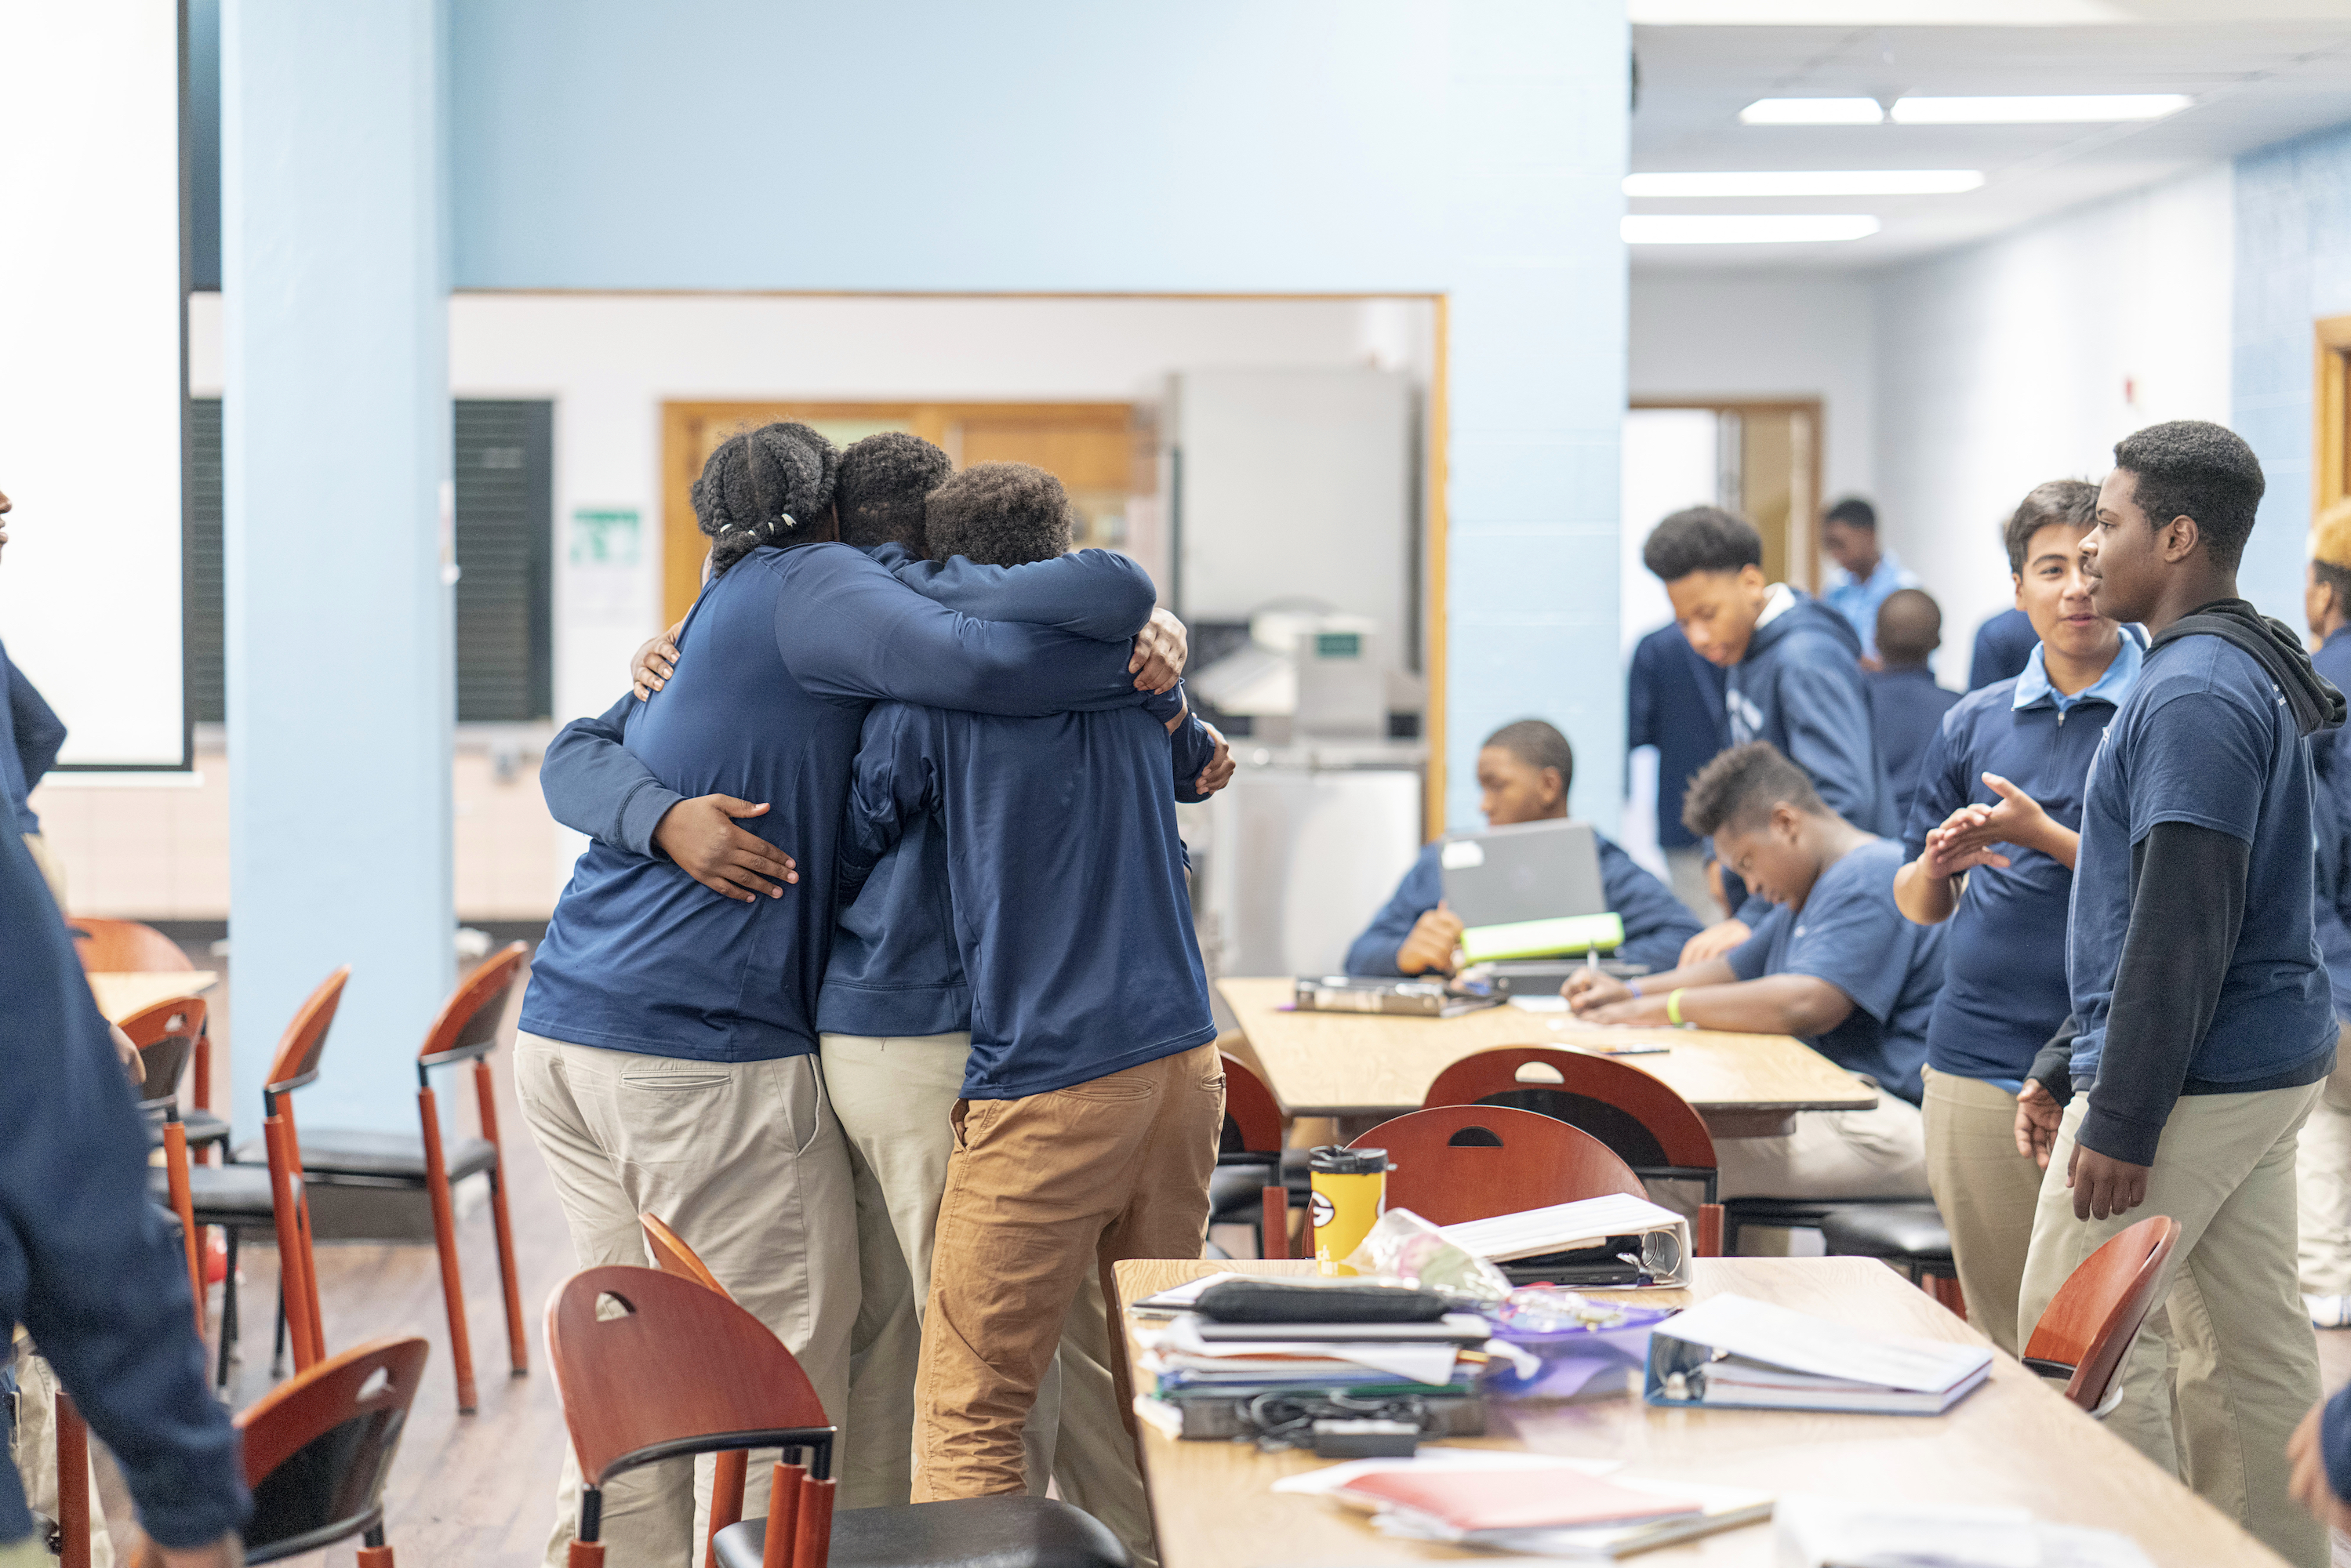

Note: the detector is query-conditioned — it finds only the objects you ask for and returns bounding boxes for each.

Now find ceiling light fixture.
[1625,169,1982,197]
[1622,214,1881,245]
[1739,97,1885,125]
[1888,94,2191,123]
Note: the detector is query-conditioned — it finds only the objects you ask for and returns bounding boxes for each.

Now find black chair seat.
[713,1495,1128,1568]
[1817,1203,1953,1263]
[180,1109,234,1150]
[1208,1163,1275,1221]
[158,1161,284,1225]
[232,1129,496,1185]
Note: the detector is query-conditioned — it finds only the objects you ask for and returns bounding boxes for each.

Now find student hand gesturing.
[653,797,799,902]
[1927,773,2079,874]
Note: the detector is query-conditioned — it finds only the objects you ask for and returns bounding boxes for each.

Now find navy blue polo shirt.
[1903,636,2140,1084]
[1969,608,2037,691]
[1867,665,1961,829]
[2068,633,2337,1087]
[1724,836,1942,1103]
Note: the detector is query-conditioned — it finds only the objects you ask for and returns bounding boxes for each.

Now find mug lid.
[1309,1145,1389,1174]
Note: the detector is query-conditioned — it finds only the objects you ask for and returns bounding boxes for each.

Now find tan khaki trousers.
[2295,1025,2351,1297]
[6,1341,113,1568]
[514,1030,859,1568]
[1921,1066,2043,1357]
[915,1043,1223,1505]
[2018,1086,2326,1568]
[20,834,65,912]
[1713,1079,1930,1201]
[0,1535,47,1568]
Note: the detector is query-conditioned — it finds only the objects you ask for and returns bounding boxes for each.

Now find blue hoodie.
[1726,587,1895,836]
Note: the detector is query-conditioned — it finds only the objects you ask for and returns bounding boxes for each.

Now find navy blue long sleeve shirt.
[1968,608,2038,691]
[2311,626,2351,1020]
[838,693,1218,1098]
[522,543,1159,1062]
[1343,833,1702,976]
[1727,589,1895,837]
[0,831,246,1549]
[1626,624,1728,851]
[0,641,65,835]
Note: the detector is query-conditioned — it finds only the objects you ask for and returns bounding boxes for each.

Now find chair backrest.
[1423,1046,1717,1174]
[264,967,351,1097]
[2021,1214,2182,1412]
[69,917,194,974]
[1219,1050,1285,1156]
[1351,1105,1647,1225]
[639,1213,729,1298]
[546,1266,833,1488]
[420,942,529,1066]
[119,998,208,1110]
[235,1335,429,1563]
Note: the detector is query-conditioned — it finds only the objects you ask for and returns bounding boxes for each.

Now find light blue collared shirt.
[2011,629,2145,714]
[1820,549,1920,659]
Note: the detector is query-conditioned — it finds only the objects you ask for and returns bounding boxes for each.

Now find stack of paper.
[1133,1305,1493,1439]
[1645,1294,1993,1415]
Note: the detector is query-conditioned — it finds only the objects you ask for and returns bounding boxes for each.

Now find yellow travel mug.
[1309,1145,1389,1275]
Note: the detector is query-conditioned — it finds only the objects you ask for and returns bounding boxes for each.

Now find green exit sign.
[1315,631,1362,659]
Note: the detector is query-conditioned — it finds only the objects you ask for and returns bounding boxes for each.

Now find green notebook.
[1459,912,1626,964]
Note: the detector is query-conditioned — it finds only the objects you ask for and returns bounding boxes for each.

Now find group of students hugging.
[1344,417,2351,1568]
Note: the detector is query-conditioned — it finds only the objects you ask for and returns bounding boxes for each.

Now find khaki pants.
[21,833,65,913]
[915,1043,1223,1504]
[514,1031,859,1568]
[1713,1080,1930,1201]
[6,1341,113,1568]
[2018,1086,2326,1568]
[1921,1067,2043,1357]
[0,1536,47,1568]
[2295,1025,2351,1298]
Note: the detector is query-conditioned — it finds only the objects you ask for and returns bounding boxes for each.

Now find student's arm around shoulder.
[890,548,1155,641]
[838,702,943,906]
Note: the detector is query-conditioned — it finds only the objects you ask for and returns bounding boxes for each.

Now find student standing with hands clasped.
[2011,423,2339,1568]
[1889,479,2141,1357]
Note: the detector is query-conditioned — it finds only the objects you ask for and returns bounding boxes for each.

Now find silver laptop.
[1437,818,1608,928]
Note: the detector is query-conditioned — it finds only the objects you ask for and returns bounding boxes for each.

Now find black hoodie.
[2147,598,2346,738]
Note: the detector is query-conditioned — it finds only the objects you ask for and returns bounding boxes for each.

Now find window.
[184,397,554,723]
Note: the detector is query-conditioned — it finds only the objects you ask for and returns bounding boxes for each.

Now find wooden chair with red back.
[231,1334,431,1565]
[123,997,211,1331]
[1423,1045,1724,1255]
[1350,1104,1647,1225]
[2020,1214,2182,1417]
[1210,1050,1293,1259]
[256,944,532,1413]
[640,1213,753,1568]
[71,918,228,1158]
[547,1265,1130,1568]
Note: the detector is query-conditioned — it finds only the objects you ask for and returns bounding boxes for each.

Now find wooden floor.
[140,938,2351,1564]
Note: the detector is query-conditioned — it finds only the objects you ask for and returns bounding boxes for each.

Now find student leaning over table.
[2011,422,2338,1568]
[1563,741,1941,1203]
[1888,479,2142,1359]
[1343,718,1701,978]
[517,426,1189,1568]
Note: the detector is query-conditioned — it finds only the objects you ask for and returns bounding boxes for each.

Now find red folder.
[1338,1467,1702,1532]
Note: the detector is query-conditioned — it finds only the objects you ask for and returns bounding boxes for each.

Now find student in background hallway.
[1970,606,2038,691]
[2298,514,2351,1330]
[1891,479,2139,1357]
[833,463,1223,1513]
[0,485,69,909]
[1627,622,1730,920]
[1345,720,1701,978]
[1819,497,1918,664]
[1866,589,1962,829]
[2013,422,2339,1568]
[1566,742,1937,1201]
[1642,506,1894,966]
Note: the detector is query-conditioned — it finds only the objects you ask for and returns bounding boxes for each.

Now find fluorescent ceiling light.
[1740,97,1885,125]
[1889,94,2191,123]
[1625,169,1982,197]
[1622,214,1881,245]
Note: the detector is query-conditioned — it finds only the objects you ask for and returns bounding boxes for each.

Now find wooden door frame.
[1629,397,1826,593]
[2315,316,2351,539]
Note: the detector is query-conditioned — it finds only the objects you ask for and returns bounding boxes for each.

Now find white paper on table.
[1509,994,1569,1013]
[1157,1314,1461,1384]
[1272,1450,1618,1500]
[1773,1496,2156,1568]
[1659,1294,1992,1394]
[1126,1271,1245,1312]
[1438,1193,1687,1261]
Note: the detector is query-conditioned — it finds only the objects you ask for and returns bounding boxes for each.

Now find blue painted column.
[221,0,452,1131]
[1441,0,1629,833]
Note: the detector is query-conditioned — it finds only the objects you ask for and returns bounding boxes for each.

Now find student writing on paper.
[1563,742,1940,1202]
[1343,720,1700,978]
[1888,480,2142,1358]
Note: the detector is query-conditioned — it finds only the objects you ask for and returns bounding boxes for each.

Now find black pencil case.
[1194,1279,1452,1324]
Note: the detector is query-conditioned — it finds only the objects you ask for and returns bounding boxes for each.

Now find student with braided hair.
[518,424,1192,1568]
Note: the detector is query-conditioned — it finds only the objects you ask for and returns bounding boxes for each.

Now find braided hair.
[695,423,841,575]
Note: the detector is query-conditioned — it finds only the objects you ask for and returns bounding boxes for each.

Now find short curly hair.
[694,423,840,575]
[838,432,953,553]
[2113,420,2266,573]
[1682,741,1827,839]
[2001,479,2098,574]
[924,462,1071,568]
[1643,506,1763,583]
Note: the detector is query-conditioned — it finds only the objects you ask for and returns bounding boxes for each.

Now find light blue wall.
[449,0,1630,830]
[2235,122,2351,616]
[222,0,453,1131]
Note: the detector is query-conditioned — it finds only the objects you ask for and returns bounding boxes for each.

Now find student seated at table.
[1564,741,1940,1200]
[1344,719,1702,977]
[1866,588,1962,829]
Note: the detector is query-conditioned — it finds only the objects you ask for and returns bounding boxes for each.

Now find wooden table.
[89,970,218,1024]
[1217,975,1874,1137]
[1114,1257,2284,1567]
